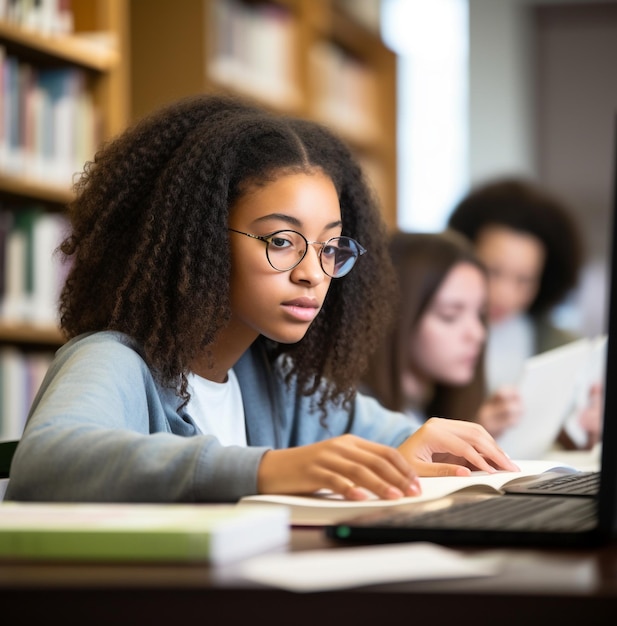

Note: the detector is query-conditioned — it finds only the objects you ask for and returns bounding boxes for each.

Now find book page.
[496,338,592,459]
[563,335,607,448]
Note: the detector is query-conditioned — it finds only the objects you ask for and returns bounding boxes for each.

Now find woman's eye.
[322,244,337,257]
[270,236,292,249]
[435,310,458,324]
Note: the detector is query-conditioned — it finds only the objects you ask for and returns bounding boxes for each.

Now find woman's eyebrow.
[434,300,466,310]
[253,213,343,230]
[254,213,302,228]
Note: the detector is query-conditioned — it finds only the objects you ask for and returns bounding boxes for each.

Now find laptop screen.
[597,115,617,535]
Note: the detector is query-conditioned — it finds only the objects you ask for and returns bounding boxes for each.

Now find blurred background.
[382,0,617,340]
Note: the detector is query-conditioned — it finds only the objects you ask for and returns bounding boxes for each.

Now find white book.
[2,227,28,320]
[31,212,67,323]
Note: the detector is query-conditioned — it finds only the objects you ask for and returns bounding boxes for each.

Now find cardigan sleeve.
[6,332,268,503]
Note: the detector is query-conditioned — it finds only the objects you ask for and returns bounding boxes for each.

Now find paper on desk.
[237,542,501,592]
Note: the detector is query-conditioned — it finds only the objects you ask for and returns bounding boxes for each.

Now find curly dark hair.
[58,93,397,415]
[362,230,488,421]
[447,177,584,316]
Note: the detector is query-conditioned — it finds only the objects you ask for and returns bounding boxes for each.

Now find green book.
[0,502,289,564]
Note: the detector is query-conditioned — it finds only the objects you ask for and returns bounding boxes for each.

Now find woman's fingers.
[257,435,421,500]
[400,417,519,475]
[324,440,421,498]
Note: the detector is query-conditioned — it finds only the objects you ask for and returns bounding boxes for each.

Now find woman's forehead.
[230,171,341,229]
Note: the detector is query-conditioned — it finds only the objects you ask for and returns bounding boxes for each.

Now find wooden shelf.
[0,322,64,347]
[0,172,73,205]
[0,20,119,70]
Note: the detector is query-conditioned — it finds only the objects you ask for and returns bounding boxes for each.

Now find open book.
[237,460,590,526]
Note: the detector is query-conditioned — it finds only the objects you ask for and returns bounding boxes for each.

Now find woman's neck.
[190,321,259,383]
[400,369,434,411]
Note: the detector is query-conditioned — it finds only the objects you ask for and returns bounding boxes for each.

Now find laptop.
[325,124,617,549]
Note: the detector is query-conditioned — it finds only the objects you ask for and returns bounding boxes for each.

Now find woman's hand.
[560,382,604,450]
[475,386,523,438]
[257,434,421,501]
[578,383,603,448]
[398,417,520,476]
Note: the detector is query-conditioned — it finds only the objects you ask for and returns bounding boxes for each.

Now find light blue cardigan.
[6,331,416,503]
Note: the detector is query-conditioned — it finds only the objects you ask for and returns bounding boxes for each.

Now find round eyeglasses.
[228,228,367,278]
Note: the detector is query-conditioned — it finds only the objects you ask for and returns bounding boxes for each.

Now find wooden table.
[1,527,616,625]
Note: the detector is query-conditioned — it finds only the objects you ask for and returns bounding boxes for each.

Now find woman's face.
[409,261,487,386]
[227,170,342,346]
[473,225,545,324]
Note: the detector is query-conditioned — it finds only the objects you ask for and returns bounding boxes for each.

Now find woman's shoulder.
[60,330,143,353]
[54,331,151,376]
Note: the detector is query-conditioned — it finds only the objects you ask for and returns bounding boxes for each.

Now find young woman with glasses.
[6,95,517,504]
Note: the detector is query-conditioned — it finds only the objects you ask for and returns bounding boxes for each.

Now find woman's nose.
[290,244,326,284]
[468,317,486,343]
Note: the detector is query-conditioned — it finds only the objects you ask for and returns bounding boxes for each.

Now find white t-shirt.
[485,315,536,393]
[186,369,247,446]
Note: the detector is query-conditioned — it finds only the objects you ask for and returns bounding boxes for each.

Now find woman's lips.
[281,297,320,322]
[489,306,511,323]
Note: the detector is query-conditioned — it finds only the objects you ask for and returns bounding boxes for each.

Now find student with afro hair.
[6,95,516,504]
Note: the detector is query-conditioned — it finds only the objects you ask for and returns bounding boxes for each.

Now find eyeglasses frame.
[227,228,366,278]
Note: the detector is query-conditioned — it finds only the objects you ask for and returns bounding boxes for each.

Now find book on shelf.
[0,346,52,439]
[0,46,99,184]
[0,502,290,564]
[237,459,593,526]
[2,0,75,36]
[208,0,299,108]
[0,205,68,324]
[308,40,379,143]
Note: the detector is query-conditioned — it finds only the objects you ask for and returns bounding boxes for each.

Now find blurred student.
[362,230,521,438]
[447,177,602,449]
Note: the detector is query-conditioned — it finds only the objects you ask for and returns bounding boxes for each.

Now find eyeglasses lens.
[266,231,361,278]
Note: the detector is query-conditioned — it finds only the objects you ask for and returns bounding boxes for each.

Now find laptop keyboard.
[508,471,600,496]
[352,495,598,532]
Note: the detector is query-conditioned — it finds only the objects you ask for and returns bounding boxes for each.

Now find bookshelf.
[129,0,397,229]
[0,0,130,438]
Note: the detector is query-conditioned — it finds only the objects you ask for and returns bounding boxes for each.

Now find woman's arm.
[6,333,268,503]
